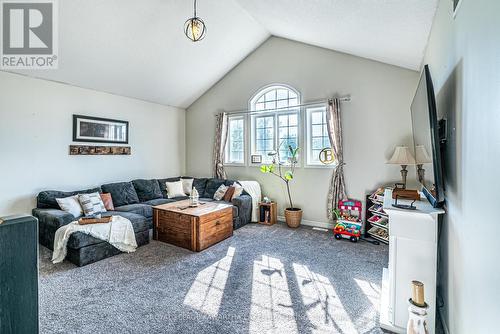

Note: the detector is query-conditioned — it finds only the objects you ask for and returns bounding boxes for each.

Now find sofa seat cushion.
[37,187,102,209]
[67,211,149,250]
[132,179,163,202]
[142,198,174,206]
[33,208,76,229]
[101,182,140,207]
[114,203,152,219]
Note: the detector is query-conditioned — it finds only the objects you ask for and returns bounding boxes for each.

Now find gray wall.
[423,0,500,332]
[0,72,186,216]
[186,37,419,225]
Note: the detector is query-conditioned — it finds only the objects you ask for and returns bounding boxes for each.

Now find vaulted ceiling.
[8,0,438,108]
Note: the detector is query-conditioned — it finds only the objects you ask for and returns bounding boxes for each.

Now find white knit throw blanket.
[52,215,137,264]
[238,180,262,222]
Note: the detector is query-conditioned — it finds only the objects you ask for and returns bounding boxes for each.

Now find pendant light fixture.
[184,0,206,42]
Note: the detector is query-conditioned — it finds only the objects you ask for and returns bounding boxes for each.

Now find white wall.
[0,71,185,216]
[186,37,419,225]
[423,0,500,333]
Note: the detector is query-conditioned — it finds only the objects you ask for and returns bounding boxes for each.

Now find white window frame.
[248,84,301,166]
[305,103,335,168]
[225,115,246,166]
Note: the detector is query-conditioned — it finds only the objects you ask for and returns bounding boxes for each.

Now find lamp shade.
[387,146,415,165]
[415,145,432,164]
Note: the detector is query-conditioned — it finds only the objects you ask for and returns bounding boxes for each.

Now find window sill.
[304,163,337,169]
[224,163,245,167]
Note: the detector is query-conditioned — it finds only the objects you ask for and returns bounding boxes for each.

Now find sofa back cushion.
[37,187,102,209]
[192,178,208,196]
[132,179,163,202]
[157,177,181,198]
[101,182,140,207]
[203,179,226,198]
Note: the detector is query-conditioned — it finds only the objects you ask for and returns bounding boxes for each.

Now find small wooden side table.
[258,202,277,225]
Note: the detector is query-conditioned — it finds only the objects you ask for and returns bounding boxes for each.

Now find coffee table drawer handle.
[215,220,221,226]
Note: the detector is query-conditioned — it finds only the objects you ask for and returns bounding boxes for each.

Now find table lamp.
[387,146,415,189]
[415,145,432,184]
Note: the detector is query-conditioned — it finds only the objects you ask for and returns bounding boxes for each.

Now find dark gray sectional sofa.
[33,177,252,267]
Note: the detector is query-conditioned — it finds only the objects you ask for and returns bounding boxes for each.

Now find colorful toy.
[333,199,363,242]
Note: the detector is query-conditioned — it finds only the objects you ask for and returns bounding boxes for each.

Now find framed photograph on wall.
[251,155,262,164]
[453,0,462,18]
[73,115,129,144]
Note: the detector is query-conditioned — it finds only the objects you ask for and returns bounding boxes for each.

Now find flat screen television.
[410,65,445,208]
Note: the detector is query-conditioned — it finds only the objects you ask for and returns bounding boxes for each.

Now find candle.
[411,280,425,307]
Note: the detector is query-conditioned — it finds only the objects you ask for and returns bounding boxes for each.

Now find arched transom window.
[249,85,300,163]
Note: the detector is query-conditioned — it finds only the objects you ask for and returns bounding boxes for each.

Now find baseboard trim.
[438,306,450,334]
[277,216,334,229]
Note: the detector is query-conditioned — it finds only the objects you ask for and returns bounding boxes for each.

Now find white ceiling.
[7,0,438,108]
[236,0,438,71]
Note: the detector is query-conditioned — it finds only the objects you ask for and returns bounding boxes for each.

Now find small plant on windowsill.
[260,143,302,228]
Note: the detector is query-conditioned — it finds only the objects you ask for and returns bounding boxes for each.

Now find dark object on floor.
[32,177,253,266]
[0,215,38,334]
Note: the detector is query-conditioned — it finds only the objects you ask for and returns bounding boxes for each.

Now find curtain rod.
[218,96,351,116]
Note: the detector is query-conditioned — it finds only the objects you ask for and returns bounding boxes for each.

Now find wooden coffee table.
[153,199,233,251]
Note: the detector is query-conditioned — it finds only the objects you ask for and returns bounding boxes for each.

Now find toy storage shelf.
[365,188,390,244]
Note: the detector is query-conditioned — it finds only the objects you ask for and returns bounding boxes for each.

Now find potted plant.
[260,143,302,228]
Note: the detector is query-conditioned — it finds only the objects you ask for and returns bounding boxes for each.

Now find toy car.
[334,221,362,242]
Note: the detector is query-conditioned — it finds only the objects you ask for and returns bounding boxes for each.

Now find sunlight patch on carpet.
[183,247,235,317]
[293,263,357,334]
[249,255,298,334]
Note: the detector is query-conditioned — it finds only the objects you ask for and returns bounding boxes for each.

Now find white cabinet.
[379,189,444,333]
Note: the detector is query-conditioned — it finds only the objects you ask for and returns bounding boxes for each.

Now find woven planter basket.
[284,208,302,228]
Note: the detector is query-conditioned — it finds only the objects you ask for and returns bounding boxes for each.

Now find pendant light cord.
[194,0,197,17]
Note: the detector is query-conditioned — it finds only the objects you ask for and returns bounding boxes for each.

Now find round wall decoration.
[319,148,335,165]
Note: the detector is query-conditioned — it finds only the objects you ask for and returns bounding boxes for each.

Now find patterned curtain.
[326,98,347,220]
[213,112,229,179]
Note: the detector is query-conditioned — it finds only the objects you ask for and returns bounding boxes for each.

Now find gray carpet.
[39,223,390,333]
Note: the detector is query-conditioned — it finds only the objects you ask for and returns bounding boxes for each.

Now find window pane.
[256,117,265,128]
[265,116,274,127]
[277,89,288,101]
[227,118,244,163]
[311,111,323,124]
[265,100,276,110]
[278,115,288,127]
[312,124,323,137]
[279,127,288,139]
[256,128,264,139]
[289,127,298,138]
[311,150,322,162]
[265,90,276,102]
[289,97,298,106]
[289,114,298,126]
[312,138,323,150]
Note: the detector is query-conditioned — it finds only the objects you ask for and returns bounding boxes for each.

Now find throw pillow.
[213,184,228,201]
[231,183,244,200]
[181,178,194,195]
[78,192,107,216]
[166,181,186,198]
[56,195,83,218]
[223,186,236,202]
[100,193,115,211]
